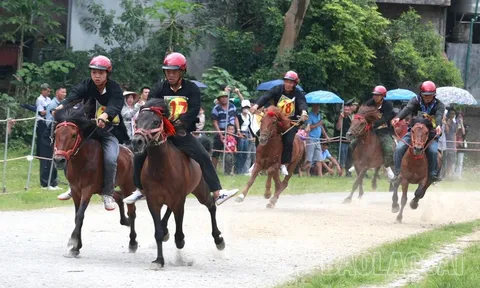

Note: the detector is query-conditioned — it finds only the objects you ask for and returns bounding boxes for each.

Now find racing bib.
[277,95,295,117]
[164,96,189,121]
[96,105,120,124]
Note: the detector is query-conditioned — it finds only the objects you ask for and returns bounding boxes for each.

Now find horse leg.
[392,180,400,213]
[236,164,262,202]
[410,179,430,210]
[267,170,283,209]
[147,199,165,269]
[114,190,130,227]
[67,191,91,257]
[173,202,186,250]
[126,203,138,252]
[396,181,409,223]
[264,172,273,199]
[372,167,380,191]
[344,168,367,203]
[161,208,172,242]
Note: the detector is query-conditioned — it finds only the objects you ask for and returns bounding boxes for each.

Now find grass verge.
[278,220,480,288]
[407,240,480,288]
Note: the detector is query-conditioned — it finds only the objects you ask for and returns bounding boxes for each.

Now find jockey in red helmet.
[124,52,238,206]
[53,55,128,211]
[391,80,446,183]
[250,70,308,176]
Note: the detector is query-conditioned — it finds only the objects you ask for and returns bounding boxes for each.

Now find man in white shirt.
[35,83,61,189]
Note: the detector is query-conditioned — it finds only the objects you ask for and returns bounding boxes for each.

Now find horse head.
[410,116,430,156]
[131,98,176,154]
[258,106,290,146]
[52,101,96,169]
[346,105,379,140]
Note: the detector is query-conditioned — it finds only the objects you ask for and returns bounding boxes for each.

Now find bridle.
[259,111,284,145]
[134,107,175,145]
[53,121,96,161]
[394,122,436,159]
[349,114,372,138]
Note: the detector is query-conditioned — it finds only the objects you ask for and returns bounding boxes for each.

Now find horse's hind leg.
[397,182,408,223]
[344,168,366,203]
[372,168,380,192]
[265,173,273,199]
[192,182,224,250]
[392,180,400,213]
[114,190,130,227]
[67,192,91,257]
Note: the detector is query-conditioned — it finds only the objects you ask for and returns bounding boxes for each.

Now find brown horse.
[53,102,138,257]
[392,117,442,223]
[235,106,305,208]
[344,105,393,203]
[131,99,224,269]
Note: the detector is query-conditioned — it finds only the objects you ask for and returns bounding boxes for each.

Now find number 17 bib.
[164,96,189,121]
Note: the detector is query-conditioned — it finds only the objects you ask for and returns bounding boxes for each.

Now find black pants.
[281,126,298,164]
[36,121,58,187]
[134,133,222,192]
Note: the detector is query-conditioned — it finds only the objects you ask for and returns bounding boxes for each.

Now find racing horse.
[53,101,138,257]
[392,116,442,223]
[235,106,305,208]
[131,99,224,269]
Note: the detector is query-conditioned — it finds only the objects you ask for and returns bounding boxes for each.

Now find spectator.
[236,100,254,174]
[35,83,61,190]
[336,101,353,176]
[135,86,150,109]
[454,111,468,179]
[302,104,330,175]
[211,91,241,170]
[224,124,237,175]
[318,142,342,176]
[224,86,244,109]
[444,108,457,178]
[194,107,205,138]
[121,91,139,143]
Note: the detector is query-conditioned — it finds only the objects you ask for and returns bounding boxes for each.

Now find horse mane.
[410,115,433,130]
[357,105,380,122]
[265,106,291,129]
[54,100,106,138]
[143,98,171,118]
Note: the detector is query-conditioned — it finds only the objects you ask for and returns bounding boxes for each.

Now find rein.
[134,107,176,145]
[393,122,437,158]
[351,114,372,138]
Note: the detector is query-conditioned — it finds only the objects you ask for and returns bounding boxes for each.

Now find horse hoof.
[266,202,275,209]
[67,237,78,249]
[176,239,185,250]
[264,193,271,199]
[64,250,80,258]
[235,196,244,203]
[392,205,400,213]
[343,198,352,204]
[163,232,170,242]
[129,242,138,253]
[410,200,419,210]
[216,239,226,251]
[149,262,164,271]
[396,218,403,224]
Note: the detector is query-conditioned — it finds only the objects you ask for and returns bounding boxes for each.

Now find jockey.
[350,85,395,179]
[391,80,446,183]
[54,55,127,211]
[250,71,308,176]
[123,52,238,205]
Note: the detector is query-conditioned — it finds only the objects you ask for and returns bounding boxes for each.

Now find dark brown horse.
[53,102,137,257]
[131,99,224,269]
[235,106,305,208]
[344,105,393,203]
[392,117,442,223]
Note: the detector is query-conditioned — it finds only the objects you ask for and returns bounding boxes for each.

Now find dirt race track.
[1,191,480,288]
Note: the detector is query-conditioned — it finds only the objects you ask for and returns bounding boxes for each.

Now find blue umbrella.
[256,79,304,91]
[385,89,416,101]
[191,80,208,88]
[305,90,344,104]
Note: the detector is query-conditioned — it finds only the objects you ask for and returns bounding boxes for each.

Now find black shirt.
[150,79,201,133]
[397,97,446,129]
[256,85,308,120]
[364,98,395,135]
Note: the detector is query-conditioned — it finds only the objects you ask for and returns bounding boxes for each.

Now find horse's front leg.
[265,171,273,199]
[392,180,400,213]
[236,163,262,202]
[147,199,165,269]
[161,208,172,242]
[371,167,380,191]
[411,178,430,210]
[397,180,409,223]
[126,203,138,252]
[267,168,282,209]
[344,168,367,203]
[114,190,130,227]
[67,189,91,257]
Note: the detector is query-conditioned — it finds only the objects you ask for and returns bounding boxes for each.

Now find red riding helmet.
[420,81,436,96]
[372,85,387,97]
[89,55,112,72]
[283,71,299,84]
[162,52,187,71]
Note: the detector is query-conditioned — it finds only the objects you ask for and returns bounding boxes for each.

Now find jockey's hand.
[391,117,400,127]
[250,104,258,114]
[300,110,308,122]
[435,126,442,136]
[97,113,109,128]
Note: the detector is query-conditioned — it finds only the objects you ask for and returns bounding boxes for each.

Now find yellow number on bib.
[96,106,120,124]
[277,95,295,117]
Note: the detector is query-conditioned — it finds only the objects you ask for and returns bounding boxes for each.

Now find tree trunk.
[274,0,310,71]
